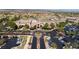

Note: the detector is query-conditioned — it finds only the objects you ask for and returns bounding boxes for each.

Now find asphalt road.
[31,32,46,49]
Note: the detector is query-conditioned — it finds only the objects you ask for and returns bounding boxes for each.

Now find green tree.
[0,23,5,31]
[30,25,36,30]
[77,22,79,26]
[50,23,55,29]
[42,23,49,30]
[11,15,20,21]
[57,22,67,31]
[0,39,5,45]
[5,21,18,31]
[57,22,67,28]
[25,24,29,29]
[0,16,9,23]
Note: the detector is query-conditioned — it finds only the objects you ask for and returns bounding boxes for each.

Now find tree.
[0,23,5,31]
[50,42,57,49]
[30,25,36,30]
[57,22,67,31]
[0,16,9,23]
[0,39,5,45]
[25,24,29,29]
[57,22,67,28]
[42,23,49,30]
[5,21,18,31]
[77,22,79,26]
[11,15,20,21]
[50,23,55,29]
[18,25,24,29]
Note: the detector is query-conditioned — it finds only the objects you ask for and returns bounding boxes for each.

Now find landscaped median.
[44,36,51,49]
[23,35,33,49]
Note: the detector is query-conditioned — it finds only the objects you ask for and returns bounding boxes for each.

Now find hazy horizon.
[0,9,79,13]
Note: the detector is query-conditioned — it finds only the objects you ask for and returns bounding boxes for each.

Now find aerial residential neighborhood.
[0,9,79,49]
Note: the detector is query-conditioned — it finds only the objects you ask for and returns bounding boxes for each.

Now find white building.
[15,19,27,27]
[66,17,79,23]
[15,18,41,28]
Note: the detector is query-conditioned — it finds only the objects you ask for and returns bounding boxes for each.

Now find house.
[26,18,42,28]
[15,19,27,27]
[66,17,79,23]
